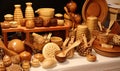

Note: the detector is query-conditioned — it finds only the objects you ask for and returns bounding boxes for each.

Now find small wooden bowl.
[55,50,66,63]
[4,14,13,21]
[36,8,55,17]
[50,36,63,47]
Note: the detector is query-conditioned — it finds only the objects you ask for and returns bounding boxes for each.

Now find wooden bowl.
[55,50,66,63]
[82,0,108,24]
[4,14,13,21]
[36,8,55,18]
[93,39,120,57]
[50,36,63,47]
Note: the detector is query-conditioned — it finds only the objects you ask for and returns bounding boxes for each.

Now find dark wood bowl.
[55,50,67,63]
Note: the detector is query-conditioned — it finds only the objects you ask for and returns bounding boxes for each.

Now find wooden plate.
[82,0,108,24]
[93,39,120,57]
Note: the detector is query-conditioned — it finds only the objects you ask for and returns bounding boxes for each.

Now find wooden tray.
[82,0,108,24]
[93,39,120,57]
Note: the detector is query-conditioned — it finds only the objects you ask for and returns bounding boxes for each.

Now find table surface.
[30,52,120,71]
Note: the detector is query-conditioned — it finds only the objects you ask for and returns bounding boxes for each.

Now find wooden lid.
[82,0,108,24]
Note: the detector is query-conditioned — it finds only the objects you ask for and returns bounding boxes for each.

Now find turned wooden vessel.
[14,4,23,25]
[0,60,5,71]
[25,2,34,20]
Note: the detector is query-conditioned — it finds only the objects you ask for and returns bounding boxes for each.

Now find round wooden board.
[82,0,108,24]
[93,39,120,57]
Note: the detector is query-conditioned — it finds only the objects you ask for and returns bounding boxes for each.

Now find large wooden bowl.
[93,39,120,57]
[82,0,108,24]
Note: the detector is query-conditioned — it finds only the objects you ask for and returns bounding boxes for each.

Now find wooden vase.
[25,2,34,20]
[14,4,23,25]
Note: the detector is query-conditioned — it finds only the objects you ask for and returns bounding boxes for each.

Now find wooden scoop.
[56,40,81,57]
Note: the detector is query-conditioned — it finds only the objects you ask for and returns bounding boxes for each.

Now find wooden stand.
[2,26,70,46]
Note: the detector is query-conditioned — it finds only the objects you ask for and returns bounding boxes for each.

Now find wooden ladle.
[55,40,81,62]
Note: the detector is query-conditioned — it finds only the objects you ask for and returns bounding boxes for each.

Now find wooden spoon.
[56,40,81,57]
[61,37,70,50]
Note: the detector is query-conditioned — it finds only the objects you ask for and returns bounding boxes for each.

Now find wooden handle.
[64,40,81,55]
[82,34,88,47]
[63,37,70,47]
[68,36,75,46]
[47,32,52,40]
[64,7,70,17]
[88,36,96,47]
[98,21,102,31]
[106,20,114,35]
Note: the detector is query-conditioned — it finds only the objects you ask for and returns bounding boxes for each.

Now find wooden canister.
[85,17,99,35]
[76,25,90,41]
[86,17,98,30]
